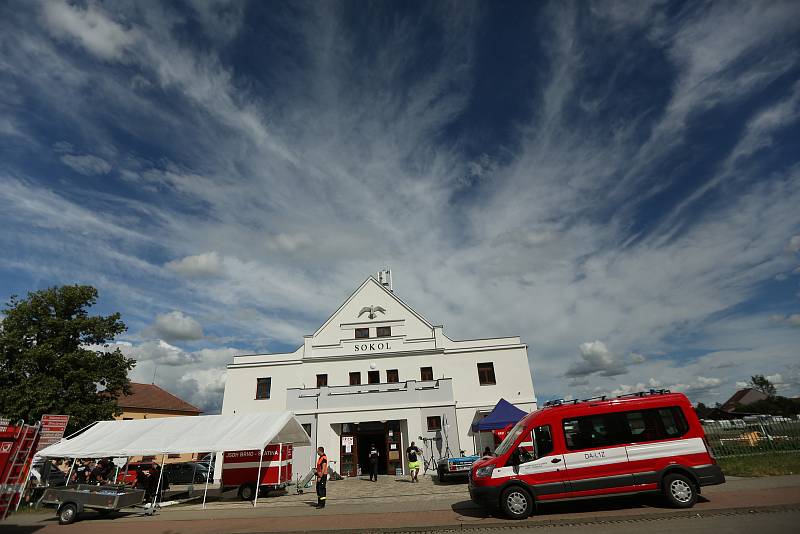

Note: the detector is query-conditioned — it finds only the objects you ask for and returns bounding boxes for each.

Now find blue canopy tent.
[471,398,528,432]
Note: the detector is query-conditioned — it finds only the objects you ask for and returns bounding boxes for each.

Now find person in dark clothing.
[483,447,492,457]
[146,464,166,504]
[134,466,148,490]
[315,447,328,509]
[368,444,379,482]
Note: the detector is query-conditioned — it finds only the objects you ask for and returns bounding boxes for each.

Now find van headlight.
[475,465,495,478]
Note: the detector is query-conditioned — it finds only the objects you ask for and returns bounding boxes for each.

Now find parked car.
[116,461,159,486]
[163,462,210,485]
[469,391,725,519]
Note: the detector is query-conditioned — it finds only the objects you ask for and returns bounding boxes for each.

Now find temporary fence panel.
[702,418,800,457]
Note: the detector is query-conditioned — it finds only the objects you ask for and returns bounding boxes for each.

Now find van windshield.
[494,420,527,456]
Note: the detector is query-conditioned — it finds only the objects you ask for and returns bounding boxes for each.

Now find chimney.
[378,269,393,292]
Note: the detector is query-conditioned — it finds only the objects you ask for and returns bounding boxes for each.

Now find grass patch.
[718,453,800,477]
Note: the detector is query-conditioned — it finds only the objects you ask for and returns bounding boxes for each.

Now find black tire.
[58,503,78,525]
[500,486,533,519]
[662,473,697,508]
[238,483,256,501]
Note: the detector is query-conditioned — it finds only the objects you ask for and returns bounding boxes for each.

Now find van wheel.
[58,503,78,525]
[663,473,697,508]
[500,486,533,519]
[238,483,256,501]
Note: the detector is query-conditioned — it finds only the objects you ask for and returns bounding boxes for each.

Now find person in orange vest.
[315,446,328,509]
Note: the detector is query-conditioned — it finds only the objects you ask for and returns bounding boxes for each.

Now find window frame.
[368,370,380,384]
[563,406,690,451]
[427,416,442,431]
[386,369,399,383]
[420,366,434,381]
[316,374,328,388]
[349,371,361,386]
[355,328,369,339]
[477,362,496,386]
[255,377,272,400]
[376,326,391,337]
[533,425,554,458]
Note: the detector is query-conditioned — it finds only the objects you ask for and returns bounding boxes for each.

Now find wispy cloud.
[1,0,799,411]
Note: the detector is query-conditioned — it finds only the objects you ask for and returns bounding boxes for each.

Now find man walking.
[406,441,422,483]
[315,446,328,509]
[368,443,379,482]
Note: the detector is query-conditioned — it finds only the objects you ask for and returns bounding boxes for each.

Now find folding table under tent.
[37,412,311,509]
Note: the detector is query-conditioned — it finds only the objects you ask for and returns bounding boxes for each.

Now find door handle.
[551,458,562,463]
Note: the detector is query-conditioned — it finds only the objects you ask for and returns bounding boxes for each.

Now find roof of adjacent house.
[721,388,768,411]
[117,383,202,414]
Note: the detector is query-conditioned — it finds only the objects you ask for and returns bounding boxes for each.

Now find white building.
[220,271,537,477]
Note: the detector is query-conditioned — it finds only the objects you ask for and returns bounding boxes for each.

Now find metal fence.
[702,417,800,457]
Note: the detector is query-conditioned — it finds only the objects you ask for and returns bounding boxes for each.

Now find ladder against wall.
[0,420,41,521]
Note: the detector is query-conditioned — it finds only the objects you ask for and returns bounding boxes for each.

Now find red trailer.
[0,420,40,521]
[222,443,293,500]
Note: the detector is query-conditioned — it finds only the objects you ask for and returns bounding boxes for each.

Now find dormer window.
[355,328,369,339]
[376,326,391,337]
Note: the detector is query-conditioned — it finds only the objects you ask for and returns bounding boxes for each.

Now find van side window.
[562,414,627,450]
[623,407,689,442]
[533,425,553,457]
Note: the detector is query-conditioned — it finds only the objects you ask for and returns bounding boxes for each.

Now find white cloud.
[151,311,204,341]
[265,233,313,253]
[60,154,112,175]
[788,315,800,327]
[565,341,640,378]
[165,252,224,278]
[787,235,800,253]
[40,0,136,61]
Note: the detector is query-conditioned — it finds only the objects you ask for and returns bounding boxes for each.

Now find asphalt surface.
[2,474,799,533]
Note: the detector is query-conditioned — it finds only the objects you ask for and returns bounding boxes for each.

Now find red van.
[469,390,724,519]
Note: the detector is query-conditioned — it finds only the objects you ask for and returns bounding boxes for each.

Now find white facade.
[220,273,537,478]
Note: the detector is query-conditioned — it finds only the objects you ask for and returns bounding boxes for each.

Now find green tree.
[749,374,777,398]
[0,285,135,433]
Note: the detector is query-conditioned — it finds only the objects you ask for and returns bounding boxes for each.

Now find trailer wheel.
[238,483,256,501]
[58,503,78,525]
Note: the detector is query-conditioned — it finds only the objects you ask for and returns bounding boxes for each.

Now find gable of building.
[117,382,202,414]
[310,276,435,349]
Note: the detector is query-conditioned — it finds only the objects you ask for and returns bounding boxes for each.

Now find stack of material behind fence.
[702,416,800,457]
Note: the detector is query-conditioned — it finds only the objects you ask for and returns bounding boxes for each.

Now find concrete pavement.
[3,474,799,533]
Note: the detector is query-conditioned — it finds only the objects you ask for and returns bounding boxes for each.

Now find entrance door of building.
[357,421,388,476]
[340,424,358,477]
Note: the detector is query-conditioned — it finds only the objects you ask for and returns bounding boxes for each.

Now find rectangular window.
[386,369,399,383]
[256,377,271,399]
[477,362,496,385]
[533,425,554,457]
[355,328,369,339]
[376,326,391,337]
[562,413,627,450]
[349,372,361,385]
[302,423,312,438]
[623,407,689,442]
[316,374,328,387]
[420,367,433,381]
[368,370,380,384]
[427,416,442,431]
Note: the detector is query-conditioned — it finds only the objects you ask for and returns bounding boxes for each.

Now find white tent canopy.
[37,412,310,458]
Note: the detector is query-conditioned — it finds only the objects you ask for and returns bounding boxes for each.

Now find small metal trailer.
[39,484,145,524]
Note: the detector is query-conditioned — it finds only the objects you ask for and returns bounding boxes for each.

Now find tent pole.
[152,454,166,511]
[253,447,264,508]
[202,452,214,510]
[65,458,77,486]
[277,443,282,487]
[122,457,130,486]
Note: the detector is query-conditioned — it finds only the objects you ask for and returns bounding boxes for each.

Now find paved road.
[456,509,800,533]
[4,474,799,533]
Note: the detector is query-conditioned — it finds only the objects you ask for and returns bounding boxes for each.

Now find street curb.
[230,504,800,534]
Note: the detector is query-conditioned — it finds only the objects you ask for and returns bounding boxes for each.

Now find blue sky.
[1,0,799,413]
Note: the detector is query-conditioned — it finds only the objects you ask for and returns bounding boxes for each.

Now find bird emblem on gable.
[358,305,386,320]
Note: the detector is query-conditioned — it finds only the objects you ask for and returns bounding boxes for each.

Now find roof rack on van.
[615,389,671,399]
[543,389,671,409]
